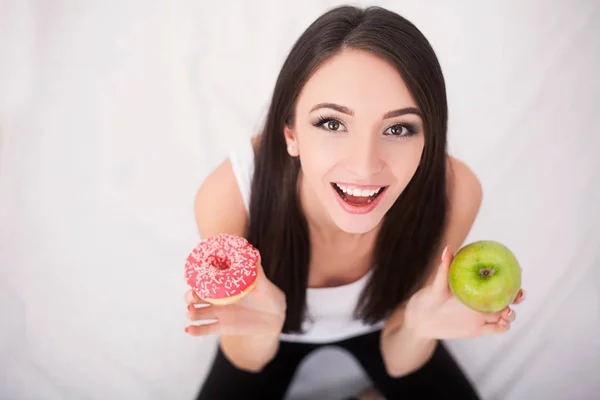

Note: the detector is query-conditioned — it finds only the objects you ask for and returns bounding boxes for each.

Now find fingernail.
[500,319,509,326]
[441,246,448,262]
[187,304,194,312]
[184,327,189,333]
[521,290,526,301]
[507,308,513,316]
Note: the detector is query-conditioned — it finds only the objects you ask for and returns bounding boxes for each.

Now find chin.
[330,211,384,234]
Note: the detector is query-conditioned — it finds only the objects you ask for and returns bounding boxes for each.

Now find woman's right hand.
[184,260,287,337]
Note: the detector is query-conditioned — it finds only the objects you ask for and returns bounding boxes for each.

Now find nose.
[344,135,384,179]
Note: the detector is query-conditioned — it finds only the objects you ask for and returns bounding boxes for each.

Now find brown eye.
[312,117,347,132]
[390,126,403,135]
[386,125,407,136]
[327,120,340,131]
[384,123,419,137]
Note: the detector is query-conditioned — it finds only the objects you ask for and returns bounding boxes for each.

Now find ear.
[284,124,299,157]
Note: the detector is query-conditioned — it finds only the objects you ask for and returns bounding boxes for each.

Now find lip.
[330,183,388,215]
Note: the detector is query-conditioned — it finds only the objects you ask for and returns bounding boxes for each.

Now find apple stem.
[479,267,496,278]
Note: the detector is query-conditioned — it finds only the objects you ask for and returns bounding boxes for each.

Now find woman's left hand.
[404,246,526,340]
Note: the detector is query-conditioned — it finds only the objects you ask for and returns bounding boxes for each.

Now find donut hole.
[207,254,231,270]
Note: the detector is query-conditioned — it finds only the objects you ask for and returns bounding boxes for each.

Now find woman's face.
[286,49,425,234]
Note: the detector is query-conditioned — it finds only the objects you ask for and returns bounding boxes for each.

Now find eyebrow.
[309,102,422,119]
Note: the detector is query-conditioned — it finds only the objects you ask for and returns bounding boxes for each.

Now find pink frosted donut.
[184,234,259,305]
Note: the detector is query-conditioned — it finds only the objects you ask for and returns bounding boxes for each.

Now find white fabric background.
[1,1,599,399]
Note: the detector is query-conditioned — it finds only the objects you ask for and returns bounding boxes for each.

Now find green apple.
[448,240,522,313]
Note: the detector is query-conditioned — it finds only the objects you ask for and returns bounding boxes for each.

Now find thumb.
[432,245,453,295]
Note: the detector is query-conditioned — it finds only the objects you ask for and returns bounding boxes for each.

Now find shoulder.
[446,155,483,226]
[194,136,260,238]
[194,160,247,238]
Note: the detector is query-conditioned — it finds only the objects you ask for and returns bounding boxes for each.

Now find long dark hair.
[247,5,449,333]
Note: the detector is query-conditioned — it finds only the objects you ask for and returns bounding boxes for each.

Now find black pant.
[197,330,480,400]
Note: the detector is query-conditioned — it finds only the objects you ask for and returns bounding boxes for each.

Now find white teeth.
[334,183,383,197]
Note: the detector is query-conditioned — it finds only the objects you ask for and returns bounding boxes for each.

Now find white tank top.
[229,138,385,343]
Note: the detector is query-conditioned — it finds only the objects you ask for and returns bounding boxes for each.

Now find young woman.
[184,5,525,399]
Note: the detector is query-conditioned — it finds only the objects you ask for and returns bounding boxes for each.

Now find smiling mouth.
[331,183,387,206]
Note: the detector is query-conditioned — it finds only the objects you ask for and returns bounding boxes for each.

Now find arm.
[380,157,483,377]
[194,158,281,373]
